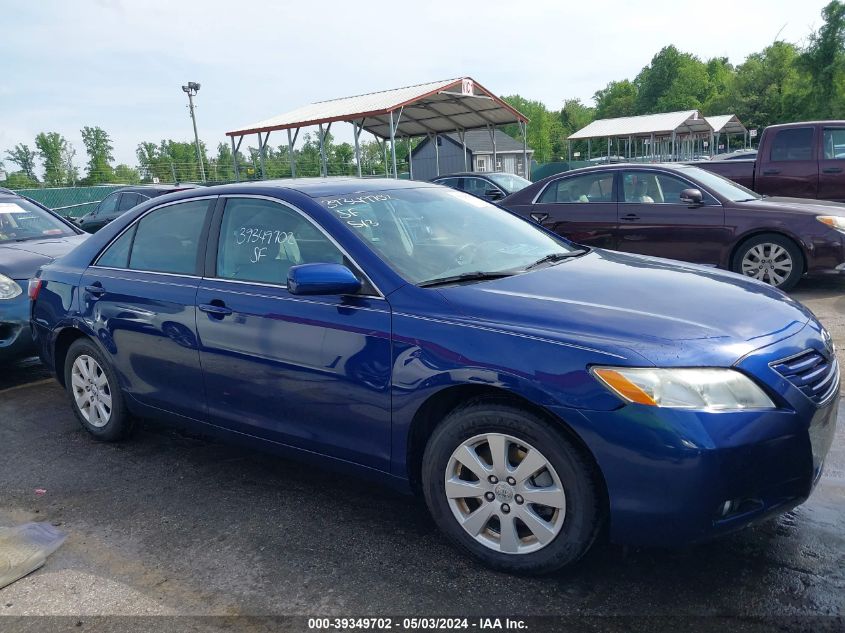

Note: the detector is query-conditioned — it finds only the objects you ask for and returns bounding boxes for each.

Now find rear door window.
[770,128,814,162]
[538,172,614,203]
[127,200,210,275]
[118,193,140,212]
[823,128,845,160]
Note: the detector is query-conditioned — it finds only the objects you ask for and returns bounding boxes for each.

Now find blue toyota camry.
[31,179,838,574]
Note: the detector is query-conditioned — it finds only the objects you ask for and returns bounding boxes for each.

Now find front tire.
[422,401,601,575]
[731,233,803,291]
[64,338,133,441]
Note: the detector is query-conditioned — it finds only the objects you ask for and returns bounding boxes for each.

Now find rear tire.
[731,233,803,291]
[422,401,601,575]
[64,338,134,441]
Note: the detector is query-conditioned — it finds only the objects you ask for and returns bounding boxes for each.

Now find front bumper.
[555,322,839,547]
[0,284,35,362]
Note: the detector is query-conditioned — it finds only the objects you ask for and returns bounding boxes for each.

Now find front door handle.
[823,167,843,174]
[621,213,640,222]
[85,283,106,297]
[762,169,781,175]
[198,302,233,318]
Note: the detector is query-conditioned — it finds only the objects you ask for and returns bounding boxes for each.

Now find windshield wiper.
[418,271,515,288]
[524,249,588,270]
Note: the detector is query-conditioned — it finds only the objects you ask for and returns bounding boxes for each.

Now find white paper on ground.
[0,522,67,589]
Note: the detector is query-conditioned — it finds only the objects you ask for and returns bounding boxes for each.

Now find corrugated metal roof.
[568,110,712,139]
[704,114,747,134]
[227,77,527,139]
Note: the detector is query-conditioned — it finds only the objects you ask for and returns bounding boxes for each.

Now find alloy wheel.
[740,243,793,287]
[444,433,566,555]
[71,355,113,428]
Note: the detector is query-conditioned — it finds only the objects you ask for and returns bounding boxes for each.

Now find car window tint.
[435,178,459,189]
[621,171,714,204]
[770,128,813,162]
[128,200,209,274]
[216,198,345,285]
[823,128,845,160]
[97,193,120,216]
[461,177,491,197]
[117,193,140,212]
[96,225,136,268]
[538,173,613,203]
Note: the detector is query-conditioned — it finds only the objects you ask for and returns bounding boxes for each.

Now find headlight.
[0,273,22,300]
[816,216,845,233]
[591,367,775,410]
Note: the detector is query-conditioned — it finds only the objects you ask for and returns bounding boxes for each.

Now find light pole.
[182,81,206,182]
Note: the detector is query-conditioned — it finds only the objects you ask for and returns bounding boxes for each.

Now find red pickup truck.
[697,121,845,202]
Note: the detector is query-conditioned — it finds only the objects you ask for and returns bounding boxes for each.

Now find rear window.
[0,198,76,243]
[770,128,813,162]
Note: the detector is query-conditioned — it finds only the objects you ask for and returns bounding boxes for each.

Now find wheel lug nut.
[501,504,510,514]
[515,494,524,505]
[506,477,516,486]
[485,492,495,502]
[488,475,498,484]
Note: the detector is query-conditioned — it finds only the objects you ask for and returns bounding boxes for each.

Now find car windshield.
[317,188,581,285]
[485,172,532,193]
[681,166,761,202]
[0,198,76,243]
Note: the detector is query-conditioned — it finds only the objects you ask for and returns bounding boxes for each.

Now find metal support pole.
[383,140,388,177]
[490,125,498,171]
[287,129,296,178]
[257,132,266,179]
[587,138,591,160]
[318,123,328,177]
[521,121,528,179]
[185,89,206,182]
[389,110,398,179]
[353,121,362,178]
[231,136,239,182]
[434,133,440,176]
[407,136,414,179]
[460,130,467,171]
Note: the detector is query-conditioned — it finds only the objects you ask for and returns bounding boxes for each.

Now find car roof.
[113,184,203,194]
[431,172,501,179]
[535,162,699,181]
[185,177,438,199]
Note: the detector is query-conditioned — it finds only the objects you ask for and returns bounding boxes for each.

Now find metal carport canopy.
[225,77,527,139]
[704,114,747,135]
[568,110,713,139]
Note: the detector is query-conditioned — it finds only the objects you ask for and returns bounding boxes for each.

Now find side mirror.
[680,188,704,205]
[485,188,504,201]
[287,263,362,296]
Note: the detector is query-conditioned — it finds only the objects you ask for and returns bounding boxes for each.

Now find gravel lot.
[0,278,843,630]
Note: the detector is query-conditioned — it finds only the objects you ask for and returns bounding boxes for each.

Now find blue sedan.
[31,179,838,574]
[0,189,87,362]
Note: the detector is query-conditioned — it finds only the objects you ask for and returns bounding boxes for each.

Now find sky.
[0,0,832,169]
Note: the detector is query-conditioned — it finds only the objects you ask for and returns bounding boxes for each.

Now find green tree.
[5,144,38,182]
[635,46,710,113]
[594,80,637,119]
[800,0,845,118]
[35,132,70,186]
[501,95,558,163]
[113,164,141,184]
[81,126,115,184]
[559,99,596,160]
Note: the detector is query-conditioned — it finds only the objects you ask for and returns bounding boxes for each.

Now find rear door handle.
[621,213,640,222]
[762,169,780,175]
[198,302,233,317]
[823,167,843,174]
[84,283,106,297]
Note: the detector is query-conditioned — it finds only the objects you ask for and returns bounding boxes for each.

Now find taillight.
[28,278,43,301]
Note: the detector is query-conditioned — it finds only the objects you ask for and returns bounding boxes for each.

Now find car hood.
[741,196,845,216]
[435,249,814,367]
[0,234,89,279]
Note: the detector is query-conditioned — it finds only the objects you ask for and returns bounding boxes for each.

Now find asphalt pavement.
[0,278,843,630]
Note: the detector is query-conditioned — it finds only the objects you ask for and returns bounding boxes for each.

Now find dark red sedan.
[501,164,845,290]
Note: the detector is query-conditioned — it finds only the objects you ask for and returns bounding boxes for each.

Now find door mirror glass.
[679,188,704,205]
[287,263,362,296]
